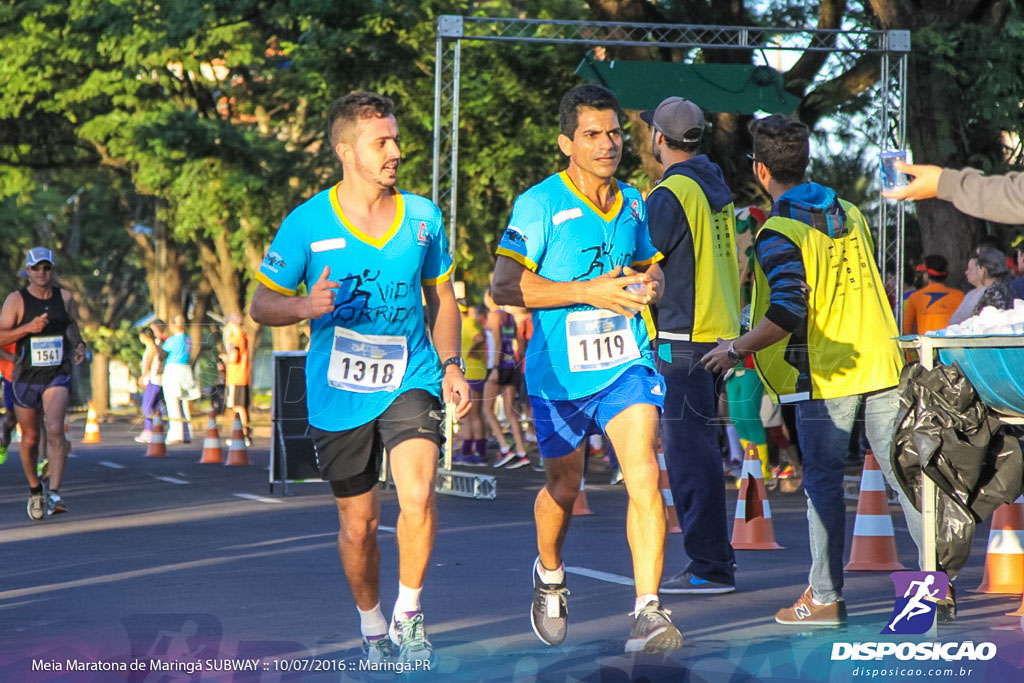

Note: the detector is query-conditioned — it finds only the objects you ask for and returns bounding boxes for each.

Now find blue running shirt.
[496,172,662,400]
[257,184,453,431]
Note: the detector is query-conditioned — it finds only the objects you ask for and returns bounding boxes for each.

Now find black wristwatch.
[441,356,465,373]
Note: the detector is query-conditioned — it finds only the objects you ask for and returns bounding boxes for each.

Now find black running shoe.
[530,557,569,646]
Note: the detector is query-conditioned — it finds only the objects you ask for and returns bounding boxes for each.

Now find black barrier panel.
[270,352,322,488]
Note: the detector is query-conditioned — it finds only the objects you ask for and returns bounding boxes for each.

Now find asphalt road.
[1,416,1022,682]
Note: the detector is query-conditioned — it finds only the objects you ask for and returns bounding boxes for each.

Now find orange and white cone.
[572,476,593,516]
[146,414,167,458]
[199,412,224,464]
[845,451,905,571]
[973,496,1024,594]
[731,441,783,549]
[82,402,101,443]
[225,414,250,466]
[657,450,682,534]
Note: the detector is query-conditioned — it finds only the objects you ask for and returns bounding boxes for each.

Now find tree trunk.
[89,353,110,419]
[271,325,302,352]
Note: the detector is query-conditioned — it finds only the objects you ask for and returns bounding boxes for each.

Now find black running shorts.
[311,389,444,498]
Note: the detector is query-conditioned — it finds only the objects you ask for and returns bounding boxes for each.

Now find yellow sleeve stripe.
[422,263,454,287]
[496,247,538,272]
[632,251,664,268]
[256,272,297,296]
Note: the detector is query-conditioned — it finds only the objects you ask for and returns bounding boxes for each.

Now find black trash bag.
[891,361,1024,577]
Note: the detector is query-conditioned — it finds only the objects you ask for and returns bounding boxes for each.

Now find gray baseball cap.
[640,97,705,142]
[26,247,54,267]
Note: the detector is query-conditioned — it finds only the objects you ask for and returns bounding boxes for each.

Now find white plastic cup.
[626,282,647,295]
[880,150,907,190]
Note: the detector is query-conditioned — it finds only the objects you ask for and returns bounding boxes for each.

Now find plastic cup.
[880,150,907,190]
[626,282,647,295]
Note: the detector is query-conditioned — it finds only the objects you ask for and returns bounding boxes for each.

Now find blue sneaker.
[660,571,735,594]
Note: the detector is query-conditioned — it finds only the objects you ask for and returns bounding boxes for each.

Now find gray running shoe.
[530,557,569,646]
[27,491,45,521]
[625,601,683,654]
[46,491,67,516]
[493,451,516,468]
[660,571,735,595]
[361,634,394,664]
[389,611,434,665]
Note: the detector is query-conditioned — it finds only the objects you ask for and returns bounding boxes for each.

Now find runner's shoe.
[610,468,624,485]
[531,557,569,646]
[37,458,49,481]
[494,450,516,468]
[388,611,434,665]
[462,454,487,467]
[0,442,6,465]
[0,415,14,448]
[27,491,45,521]
[625,600,683,653]
[774,586,846,625]
[361,634,395,664]
[46,491,67,516]
[533,459,546,472]
[134,431,152,444]
[506,454,530,469]
[660,571,735,595]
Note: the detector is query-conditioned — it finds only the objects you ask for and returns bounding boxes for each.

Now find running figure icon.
[888,574,939,631]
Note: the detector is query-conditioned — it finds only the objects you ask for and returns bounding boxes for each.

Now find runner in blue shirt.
[491,85,682,654]
[250,92,470,667]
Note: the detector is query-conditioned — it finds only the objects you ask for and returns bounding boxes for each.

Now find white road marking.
[98,461,125,469]
[154,476,189,485]
[566,566,635,586]
[233,493,284,504]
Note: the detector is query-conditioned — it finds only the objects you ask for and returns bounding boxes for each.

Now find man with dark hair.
[251,91,470,666]
[641,97,739,595]
[327,91,395,149]
[492,84,681,653]
[903,255,964,335]
[702,114,923,625]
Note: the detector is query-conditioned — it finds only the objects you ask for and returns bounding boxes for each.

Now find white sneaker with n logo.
[775,586,847,625]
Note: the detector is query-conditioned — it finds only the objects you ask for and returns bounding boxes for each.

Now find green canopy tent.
[575,55,800,115]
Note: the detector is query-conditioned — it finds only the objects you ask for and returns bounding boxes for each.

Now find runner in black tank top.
[0,248,86,520]
[14,285,72,386]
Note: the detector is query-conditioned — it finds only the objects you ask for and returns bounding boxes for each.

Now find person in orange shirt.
[223,313,252,445]
[902,255,965,335]
[0,341,15,461]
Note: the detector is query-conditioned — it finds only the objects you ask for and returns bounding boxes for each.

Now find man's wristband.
[441,356,465,373]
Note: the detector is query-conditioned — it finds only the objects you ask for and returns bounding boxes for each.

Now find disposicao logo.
[882,571,948,635]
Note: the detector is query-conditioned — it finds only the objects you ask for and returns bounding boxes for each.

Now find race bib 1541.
[30,336,63,367]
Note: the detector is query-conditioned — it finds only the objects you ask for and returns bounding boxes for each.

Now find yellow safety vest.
[650,174,740,342]
[751,201,903,402]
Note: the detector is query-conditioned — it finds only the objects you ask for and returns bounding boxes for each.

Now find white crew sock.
[358,603,388,638]
[634,593,659,613]
[393,583,423,616]
[535,557,565,585]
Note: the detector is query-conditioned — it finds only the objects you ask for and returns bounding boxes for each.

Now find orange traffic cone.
[225,414,250,466]
[82,402,101,443]
[845,451,906,571]
[199,412,224,464]
[146,414,167,458]
[731,441,783,550]
[656,450,681,534]
[974,496,1024,594]
[572,476,593,516]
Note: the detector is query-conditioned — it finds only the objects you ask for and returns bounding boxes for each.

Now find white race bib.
[327,327,408,393]
[565,310,640,372]
[30,336,63,367]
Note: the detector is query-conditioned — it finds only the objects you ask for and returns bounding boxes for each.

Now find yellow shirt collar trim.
[558,171,623,222]
[329,183,405,249]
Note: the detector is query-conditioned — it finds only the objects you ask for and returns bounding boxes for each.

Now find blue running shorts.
[529,364,665,459]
